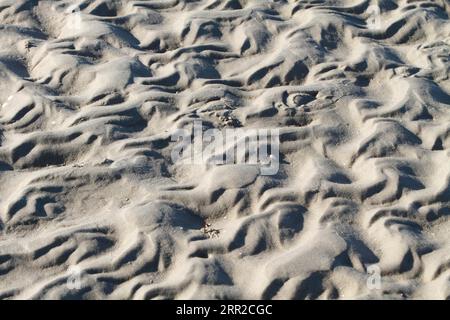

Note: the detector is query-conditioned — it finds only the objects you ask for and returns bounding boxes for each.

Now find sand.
[0,0,449,300]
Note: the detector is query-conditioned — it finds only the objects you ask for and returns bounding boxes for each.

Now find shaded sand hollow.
[0,0,449,299]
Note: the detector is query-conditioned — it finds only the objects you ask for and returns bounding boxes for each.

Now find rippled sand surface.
[0,0,449,299]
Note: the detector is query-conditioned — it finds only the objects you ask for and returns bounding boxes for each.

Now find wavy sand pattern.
[0,0,449,299]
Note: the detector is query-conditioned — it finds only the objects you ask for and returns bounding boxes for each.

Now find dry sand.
[0,0,449,299]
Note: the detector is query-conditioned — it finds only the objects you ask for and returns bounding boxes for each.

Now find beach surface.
[0,0,449,299]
